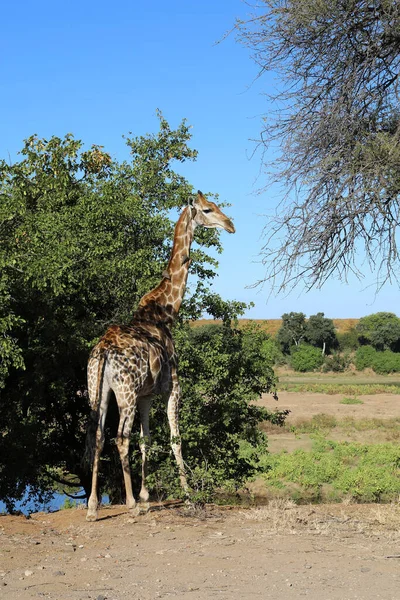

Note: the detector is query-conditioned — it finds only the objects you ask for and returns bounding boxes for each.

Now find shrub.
[322,352,350,372]
[371,350,400,374]
[337,328,359,351]
[140,321,288,503]
[290,344,324,372]
[355,346,400,373]
[355,345,377,370]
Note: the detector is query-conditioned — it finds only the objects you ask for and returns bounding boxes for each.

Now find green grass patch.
[259,437,400,503]
[292,413,338,433]
[278,382,400,395]
[340,397,364,405]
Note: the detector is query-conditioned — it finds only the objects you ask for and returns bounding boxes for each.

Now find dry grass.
[240,501,400,538]
[191,318,359,336]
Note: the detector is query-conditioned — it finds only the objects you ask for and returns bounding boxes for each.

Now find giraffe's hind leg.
[115,397,139,516]
[86,381,111,522]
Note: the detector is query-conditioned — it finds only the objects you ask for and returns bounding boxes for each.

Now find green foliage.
[305,312,337,354]
[263,438,400,503]
[260,336,285,366]
[139,321,286,503]
[290,344,324,372]
[337,327,359,351]
[340,397,363,405]
[371,350,400,375]
[277,312,307,353]
[354,346,378,370]
[356,312,400,351]
[278,381,400,395]
[355,345,400,374]
[0,117,248,509]
[322,352,350,373]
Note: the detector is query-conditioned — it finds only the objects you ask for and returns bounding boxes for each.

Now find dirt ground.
[259,390,400,452]
[259,390,400,422]
[2,390,400,600]
[1,501,400,600]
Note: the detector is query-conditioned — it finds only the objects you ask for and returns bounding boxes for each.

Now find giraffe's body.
[86,191,235,521]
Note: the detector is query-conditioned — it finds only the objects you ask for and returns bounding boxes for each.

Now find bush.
[290,344,324,372]
[337,328,359,351]
[140,321,288,503]
[322,352,350,372]
[371,350,400,374]
[355,346,377,370]
[355,346,400,373]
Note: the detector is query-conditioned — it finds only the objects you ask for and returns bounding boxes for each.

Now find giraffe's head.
[191,191,235,234]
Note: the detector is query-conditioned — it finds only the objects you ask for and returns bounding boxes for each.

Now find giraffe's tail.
[82,348,108,472]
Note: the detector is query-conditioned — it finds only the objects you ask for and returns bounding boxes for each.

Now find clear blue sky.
[1,0,397,319]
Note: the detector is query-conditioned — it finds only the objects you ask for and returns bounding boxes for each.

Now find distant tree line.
[272,311,400,373]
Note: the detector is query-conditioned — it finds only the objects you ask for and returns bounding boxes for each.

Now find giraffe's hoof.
[86,511,98,522]
[128,505,141,517]
[138,501,150,514]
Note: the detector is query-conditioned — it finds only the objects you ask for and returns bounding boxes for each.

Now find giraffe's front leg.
[167,369,189,493]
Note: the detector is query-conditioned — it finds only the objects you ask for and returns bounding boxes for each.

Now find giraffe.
[85,191,235,521]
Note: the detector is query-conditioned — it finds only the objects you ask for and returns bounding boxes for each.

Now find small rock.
[53,570,65,576]
[24,570,34,577]
[96,595,106,600]
[104,553,111,559]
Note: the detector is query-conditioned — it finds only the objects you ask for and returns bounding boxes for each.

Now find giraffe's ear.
[189,191,204,208]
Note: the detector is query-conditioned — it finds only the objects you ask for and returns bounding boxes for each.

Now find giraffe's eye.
[203,208,213,214]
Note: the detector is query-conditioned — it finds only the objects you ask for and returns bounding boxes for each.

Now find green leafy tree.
[236,1,400,292]
[277,312,306,353]
[356,312,400,351]
[140,320,286,503]
[0,118,282,510]
[0,118,216,508]
[305,312,337,355]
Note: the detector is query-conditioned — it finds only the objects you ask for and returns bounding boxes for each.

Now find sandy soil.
[2,391,400,600]
[259,390,400,422]
[1,502,400,600]
[258,391,400,452]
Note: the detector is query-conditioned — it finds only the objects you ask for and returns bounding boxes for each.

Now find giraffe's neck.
[135,207,195,324]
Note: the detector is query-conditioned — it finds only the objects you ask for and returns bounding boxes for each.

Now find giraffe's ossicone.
[85,191,235,521]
